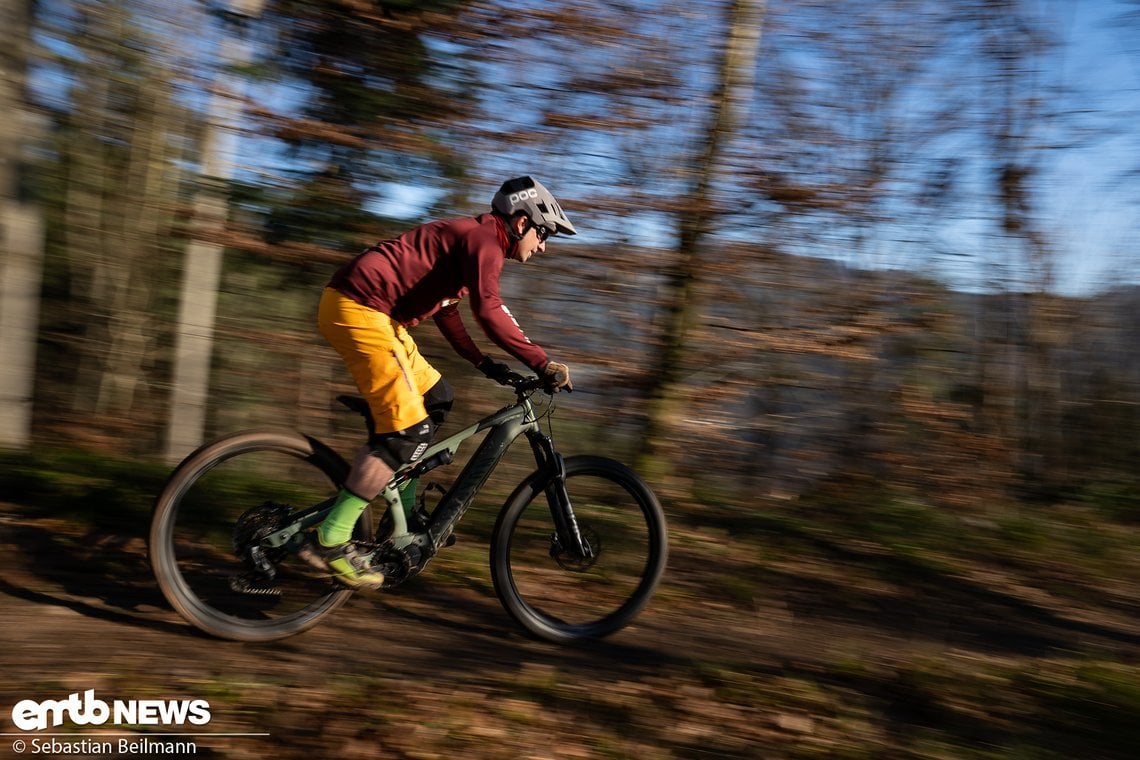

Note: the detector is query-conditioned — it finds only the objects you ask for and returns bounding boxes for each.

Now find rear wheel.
[149,431,369,642]
[491,455,668,643]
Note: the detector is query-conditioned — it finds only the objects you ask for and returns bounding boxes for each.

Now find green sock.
[318,488,371,547]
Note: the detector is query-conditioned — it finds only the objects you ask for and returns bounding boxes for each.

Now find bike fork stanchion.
[549,486,593,559]
[529,433,592,559]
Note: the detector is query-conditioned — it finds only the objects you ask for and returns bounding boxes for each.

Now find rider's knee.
[423,378,454,427]
[366,380,450,469]
[368,418,435,470]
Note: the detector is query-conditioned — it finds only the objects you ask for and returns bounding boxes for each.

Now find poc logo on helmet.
[508,188,539,204]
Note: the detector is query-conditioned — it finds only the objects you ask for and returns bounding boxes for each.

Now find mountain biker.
[300,176,576,589]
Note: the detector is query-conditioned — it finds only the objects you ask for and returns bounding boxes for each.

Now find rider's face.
[509,217,547,262]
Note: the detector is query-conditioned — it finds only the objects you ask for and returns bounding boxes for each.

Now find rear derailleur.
[229,501,293,596]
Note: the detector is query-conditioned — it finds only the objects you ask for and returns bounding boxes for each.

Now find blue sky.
[754,0,1140,296]
[376,0,1140,297]
[25,0,1136,297]
[1041,0,1140,294]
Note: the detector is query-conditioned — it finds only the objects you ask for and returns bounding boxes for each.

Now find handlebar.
[505,373,571,395]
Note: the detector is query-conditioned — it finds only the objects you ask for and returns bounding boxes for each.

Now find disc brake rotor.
[551,524,601,572]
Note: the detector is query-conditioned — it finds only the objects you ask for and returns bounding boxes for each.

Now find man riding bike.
[300,176,576,589]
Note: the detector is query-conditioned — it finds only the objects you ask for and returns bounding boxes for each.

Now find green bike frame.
[382,397,542,548]
[257,393,569,562]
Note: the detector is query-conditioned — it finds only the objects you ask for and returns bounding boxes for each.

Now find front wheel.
[149,430,368,642]
[491,455,668,643]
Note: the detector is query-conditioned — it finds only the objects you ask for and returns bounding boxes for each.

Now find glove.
[542,361,573,393]
[478,356,524,386]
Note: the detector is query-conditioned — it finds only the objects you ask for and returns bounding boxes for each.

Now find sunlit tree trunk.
[0,0,44,449]
[0,203,43,449]
[165,0,265,463]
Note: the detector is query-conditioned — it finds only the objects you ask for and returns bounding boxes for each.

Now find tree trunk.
[0,0,45,449]
[48,3,192,455]
[637,0,764,478]
[165,1,265,463]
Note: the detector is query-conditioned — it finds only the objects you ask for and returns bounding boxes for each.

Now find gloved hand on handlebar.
[542,361,573,393]
[478,356,525,386]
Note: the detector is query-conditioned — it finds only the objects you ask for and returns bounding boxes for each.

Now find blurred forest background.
[1,0,1138,515]
[5,3,1140,758]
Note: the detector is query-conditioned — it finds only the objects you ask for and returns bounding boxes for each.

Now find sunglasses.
[530,222,552,242]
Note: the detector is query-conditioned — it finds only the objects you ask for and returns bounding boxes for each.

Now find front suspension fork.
[527,432,593,560]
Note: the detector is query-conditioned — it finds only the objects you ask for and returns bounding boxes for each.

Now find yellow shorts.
[318,288,442,434]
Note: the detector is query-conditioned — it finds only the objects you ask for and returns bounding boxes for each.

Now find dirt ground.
[2,502,1139,760]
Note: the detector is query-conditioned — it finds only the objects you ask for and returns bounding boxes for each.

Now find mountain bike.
[148,376,668,645]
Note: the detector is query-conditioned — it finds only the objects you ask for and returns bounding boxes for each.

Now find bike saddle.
[337,394,374,430]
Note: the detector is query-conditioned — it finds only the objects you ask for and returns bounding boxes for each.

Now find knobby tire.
[149,430,365,642]
[490,455,668,643]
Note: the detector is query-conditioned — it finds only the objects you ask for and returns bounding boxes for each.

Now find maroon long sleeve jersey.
[327,213,549,373]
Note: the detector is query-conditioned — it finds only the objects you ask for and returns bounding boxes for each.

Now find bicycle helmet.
[491,176,577,236]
